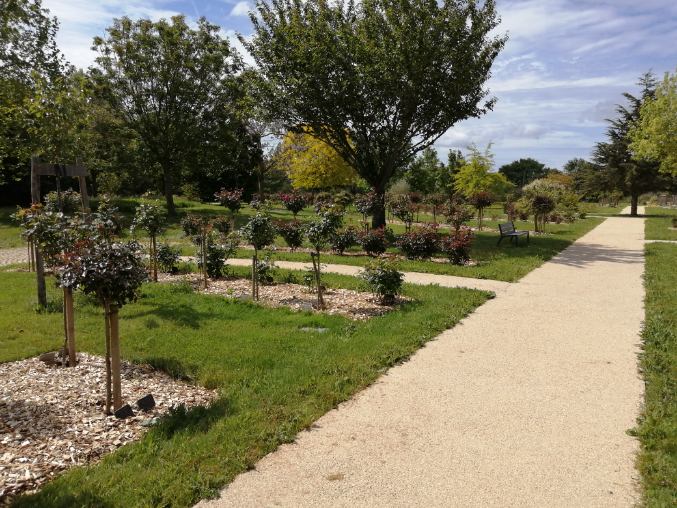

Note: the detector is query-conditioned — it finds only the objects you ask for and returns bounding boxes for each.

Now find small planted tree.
[468,191,493,231]
[181,214,212,288]
[360,258,404,305]
[305,209,343,308]
[425,193,447,223]
[441,226,473,265]
[157,243,181,273]
[61,241,147,413]
[354,191,379,231]
[276,220,305,251]
[240,213,277,300]
[279,192,307,218]
[389,195,416,232]
[444,199,475,232]
[215,188,244,229]
[131,203,166,282]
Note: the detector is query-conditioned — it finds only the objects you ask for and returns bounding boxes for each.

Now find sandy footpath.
[199,211,646,507]
[0,246,27,266]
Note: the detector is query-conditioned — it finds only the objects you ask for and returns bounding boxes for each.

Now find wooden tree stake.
[104,302,112,415]
[109,304,122,410]
[64,287,76,366]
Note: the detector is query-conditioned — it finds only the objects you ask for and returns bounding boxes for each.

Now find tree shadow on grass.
[124,300,214,329]
[550,242,644,269]
[152,397,231,439]
[13,489,114,508]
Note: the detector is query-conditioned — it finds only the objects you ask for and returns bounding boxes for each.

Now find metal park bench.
[497,221,530,246]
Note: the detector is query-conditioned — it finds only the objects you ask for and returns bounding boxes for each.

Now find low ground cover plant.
[360,258,404,305]
[396,224,440,260]
[442,226,473,265]
[358,227,388,256]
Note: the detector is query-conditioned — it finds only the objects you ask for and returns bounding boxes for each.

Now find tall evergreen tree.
[592,73,672,216]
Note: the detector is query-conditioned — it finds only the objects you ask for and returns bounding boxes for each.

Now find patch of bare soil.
[158,273,406,321]
[0,354,216,502]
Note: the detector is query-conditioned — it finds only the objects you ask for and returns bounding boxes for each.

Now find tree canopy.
[245,0,506,226]
[629,69,677,177]
[92,15,252,214]
[498,158,550,187]
[592,73,674,215]
[453,145,514,199]
[277,128,358,190]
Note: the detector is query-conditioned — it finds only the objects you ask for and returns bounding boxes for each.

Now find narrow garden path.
[199,211,646,507]
[224,258,512,293]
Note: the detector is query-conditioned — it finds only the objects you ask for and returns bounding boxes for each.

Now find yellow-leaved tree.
[277,128,359,189]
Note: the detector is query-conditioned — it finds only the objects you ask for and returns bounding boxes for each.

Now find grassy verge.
[634,242,677,505]
[0,206,23,248]
[2,270,488,507]
[579,202,627,216]
[645,207,677,241]
[223,218,603,282]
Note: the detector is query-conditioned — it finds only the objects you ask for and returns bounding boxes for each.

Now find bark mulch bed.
[158,273,406,321]
[0,353,216,502]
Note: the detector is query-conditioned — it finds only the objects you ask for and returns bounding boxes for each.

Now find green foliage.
[276,220,305,251]
[278,192,307,216]
[92,15,249,214]
[389,194,416,231]
[156,243,180,273]
[245,0,506,226]
[498,158,550,187]
[214,188,244,214]
[454,145,514,200]
[359,258,404,305]
[630,69,677,176]
[240,212,277,251]
[405,147,450,196]
[634,243,677,505]
[43,190,82,214]
[60,241,147,307]
[331,227,358,255]
[305,209,343,253]
[441,226,473,265]
[396,224,440,260]
[443,199,474,232]
[358,228,387,257]
[130,202,166,237]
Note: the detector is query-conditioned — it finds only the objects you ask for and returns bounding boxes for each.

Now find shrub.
[214,188,244,213]
[333,190,353,208]
[211,216,231,236]
[360,258,404,305]
[396,224,440,259]
[255,254,277,285]
[276,220,305,251]
[354,191,379,219]
[441,226,473,265]
[331,227,358,255]
[504,201,518,222]
[444,199,474,231]
[156,243,180,273]
[44,190,82,214]
[358,227,387,256]
[279,192,307,217]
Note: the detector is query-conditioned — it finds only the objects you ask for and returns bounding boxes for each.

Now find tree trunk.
[201,235,208,289]
[151,235,157,282]
[371,189,386,229]
[104,301,112,415]
[109,304,122,411]
[311,251,324,309]
[35,247,47,308]
[252,251,258,300]
[534,214,539,233]
[64,287,76,367]
[630,193,639,216]
[478,207,484,231]
[163,167,176,216]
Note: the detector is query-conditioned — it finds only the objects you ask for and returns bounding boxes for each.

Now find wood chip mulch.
[158,273,406,320]
[0,353,216,502]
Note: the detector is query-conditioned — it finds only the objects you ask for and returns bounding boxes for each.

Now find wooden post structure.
[30,158,90,308]
[104,302,112,415]
[109,304,122,411]
[64,287,76,366]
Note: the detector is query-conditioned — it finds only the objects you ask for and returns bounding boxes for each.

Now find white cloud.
[230,1,252,17]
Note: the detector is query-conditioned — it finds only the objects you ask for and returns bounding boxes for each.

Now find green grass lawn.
[579,202,627,216]
[634,242,677,506]
[2,197,604,283]
[222,218,603,282]
[645,207,677,241]
[2,268,488,507]
[0,206,23,248]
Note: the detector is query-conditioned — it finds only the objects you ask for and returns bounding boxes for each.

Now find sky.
[43,0,677,170]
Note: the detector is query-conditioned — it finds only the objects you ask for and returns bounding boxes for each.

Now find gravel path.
[0,247,27,266]
[199,212,646,507]
[224,258,512,294]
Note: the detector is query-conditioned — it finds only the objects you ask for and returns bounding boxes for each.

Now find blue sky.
[44,0,676,169]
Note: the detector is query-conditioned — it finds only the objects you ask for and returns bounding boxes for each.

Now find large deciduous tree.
[498,158,550,187]
[92,16,247,215]
[245,0,506,228]
[629,69,677,177]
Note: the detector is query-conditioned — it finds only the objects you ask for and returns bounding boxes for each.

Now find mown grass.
[633,242,677,506]
[579,202,627,216]
[2,197,603,282]
[0,206,23,248]
[645,207,677,241]
[1,269,488,507]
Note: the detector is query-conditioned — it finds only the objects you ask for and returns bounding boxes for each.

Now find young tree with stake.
[131,203,166,282]
[239,213,277,300]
